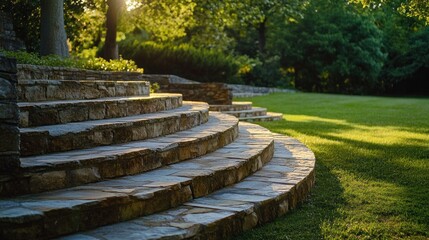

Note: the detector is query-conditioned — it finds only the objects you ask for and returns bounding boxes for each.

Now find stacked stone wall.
[17,64,145,81]
[0,56,20,172]
[158,83,232,105]
[0,12,26,51]
[17,65,233,105]
[227,83,295,95]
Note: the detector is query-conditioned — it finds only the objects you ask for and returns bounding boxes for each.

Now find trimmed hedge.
[119,40,239,83]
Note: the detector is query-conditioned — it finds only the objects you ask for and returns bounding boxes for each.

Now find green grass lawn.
[234,93,429,240]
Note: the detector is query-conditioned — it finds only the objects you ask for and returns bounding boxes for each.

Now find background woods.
[1,0,428,95]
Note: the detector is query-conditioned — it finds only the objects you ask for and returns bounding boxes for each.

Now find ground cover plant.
[0,50,143,73]
[234,93,429,239]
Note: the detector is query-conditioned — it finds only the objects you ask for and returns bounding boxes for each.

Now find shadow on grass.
[259,117,429,238]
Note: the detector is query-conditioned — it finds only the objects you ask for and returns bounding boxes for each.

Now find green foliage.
[150,83,160,94]
[0,0,95,52]
[382,27,429,94]
[0,50,143,72]
[280,1,386,94]
[237,55,291,88]
[123,0,196,42]
[235,92,429,239]
[120,39,239,82]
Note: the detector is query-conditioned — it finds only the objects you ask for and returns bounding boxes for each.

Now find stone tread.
[222,107,267,118]
[19,102,209,156]
[239,112,283,122]
[0,123,275,240]
[0,112,239,196]
[18,93,183,127]
[18,80,150,102]
[209,102,253,112]
[58,131,316,240]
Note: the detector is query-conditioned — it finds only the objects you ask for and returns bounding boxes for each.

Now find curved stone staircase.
[0,79,315,240]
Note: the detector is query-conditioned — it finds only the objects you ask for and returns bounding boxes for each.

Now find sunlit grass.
[234,93,429,240]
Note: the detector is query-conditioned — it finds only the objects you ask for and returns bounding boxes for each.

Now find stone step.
[17,80,150,102]
[239,112,283,122]
[222,107,267,118]
[1,113,239,196]
[209,102,253,112]
[58,130,316,240]
[18,93,183,127]
[0,123,274,240]
[20,102,209,157]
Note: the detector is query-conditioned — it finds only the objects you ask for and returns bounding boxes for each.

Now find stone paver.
[19,102,209,156]
[57,132,315,240]
[0,123,274,240]
[18,94,182,127]
[1,113,239,196]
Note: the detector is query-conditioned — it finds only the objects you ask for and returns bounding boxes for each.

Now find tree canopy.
[1,0,428,94]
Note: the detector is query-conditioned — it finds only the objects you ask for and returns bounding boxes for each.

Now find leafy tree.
[382,27,429,94]
[281,0,386,94]
[227,0,306,57]
[183,0,236,51]
[349,0,429,24]
[122,0,196,42]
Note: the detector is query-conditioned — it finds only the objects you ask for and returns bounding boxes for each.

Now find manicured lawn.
[234,93,429,240]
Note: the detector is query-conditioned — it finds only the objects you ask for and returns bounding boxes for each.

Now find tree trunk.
[258,17,267,58]
[103,0,124,60]
[40,0,69,57]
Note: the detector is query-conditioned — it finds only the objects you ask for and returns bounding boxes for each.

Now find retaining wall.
[0,56,20,172]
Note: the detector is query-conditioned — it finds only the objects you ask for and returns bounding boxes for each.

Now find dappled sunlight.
[241,93,429,239]
[322,169,428,238]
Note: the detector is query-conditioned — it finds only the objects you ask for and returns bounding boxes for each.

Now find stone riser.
[18,80,150,102]
[19,94,182,127]
[0,125,274,240]
[20,103,209,156]
[1,114,239,196]
[209,102,253,112]
[225,109,267,118]
[240,113,283,122]
[57,133,316,240]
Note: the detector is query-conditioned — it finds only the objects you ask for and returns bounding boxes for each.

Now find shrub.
[0,50,143,73]
[382,27,429,95]
[119,39,239,82]
[278,0,386,94]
